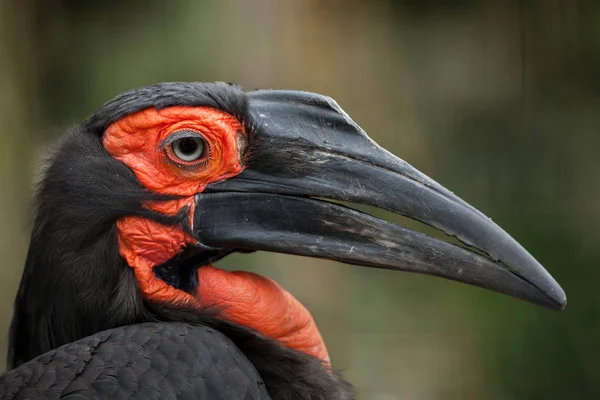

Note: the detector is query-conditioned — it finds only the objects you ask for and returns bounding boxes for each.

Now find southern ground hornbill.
[0,82,566,399]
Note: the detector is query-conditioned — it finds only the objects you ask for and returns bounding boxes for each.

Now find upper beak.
[197,90,566,311]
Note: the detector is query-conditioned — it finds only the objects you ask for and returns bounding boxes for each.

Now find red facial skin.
[103,106,330,365]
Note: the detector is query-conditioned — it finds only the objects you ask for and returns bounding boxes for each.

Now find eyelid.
[160,129,205,149]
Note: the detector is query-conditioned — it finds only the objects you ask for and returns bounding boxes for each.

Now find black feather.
[2,323,272,400]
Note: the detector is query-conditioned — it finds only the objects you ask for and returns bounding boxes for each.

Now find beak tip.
[546,286,567,311]
[556,294,568,311]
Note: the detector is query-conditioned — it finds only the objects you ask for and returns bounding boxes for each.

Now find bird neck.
[8,129,154,367]
[8,222,130,367]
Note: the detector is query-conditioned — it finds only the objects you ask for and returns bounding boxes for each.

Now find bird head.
[9,82,566,368]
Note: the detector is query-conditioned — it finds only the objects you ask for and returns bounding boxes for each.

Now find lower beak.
[196,90,566,311]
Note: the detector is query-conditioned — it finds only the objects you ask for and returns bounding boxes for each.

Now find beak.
[197,90,566,311]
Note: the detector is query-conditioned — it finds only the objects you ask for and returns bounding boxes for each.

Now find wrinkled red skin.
[103,106,330,364]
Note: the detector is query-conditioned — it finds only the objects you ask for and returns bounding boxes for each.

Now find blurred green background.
[1,0,598,398]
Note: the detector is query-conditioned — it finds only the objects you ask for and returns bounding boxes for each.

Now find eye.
[172,137,205,162]
[164,130,210,165]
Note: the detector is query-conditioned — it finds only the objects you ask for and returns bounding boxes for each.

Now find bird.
[1,82,566,399]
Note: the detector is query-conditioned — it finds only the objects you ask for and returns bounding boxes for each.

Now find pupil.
[179,138,199,155]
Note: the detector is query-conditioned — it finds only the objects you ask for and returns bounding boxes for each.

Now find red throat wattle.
[103,106,330,365]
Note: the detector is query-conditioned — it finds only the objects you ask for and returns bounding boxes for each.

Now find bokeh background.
[1,0,598,398]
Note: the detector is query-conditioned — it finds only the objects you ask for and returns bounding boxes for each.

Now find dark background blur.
[1,1,598,398]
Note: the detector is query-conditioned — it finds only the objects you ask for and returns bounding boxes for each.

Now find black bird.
[1,82,566,399]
